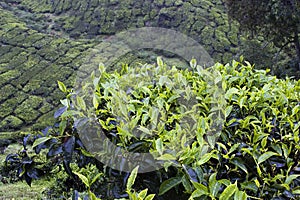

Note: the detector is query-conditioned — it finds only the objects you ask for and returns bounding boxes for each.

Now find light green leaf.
[189,189,208,199]
[76,95,86,111]
[157,154,176,160]
[150,107,159,126]
[91,173,103,185]
[197,151,214,165]
[225,105,233,118]
[141,86,152,95]
[159,76,168,87]
[167,94,180,103]
[219,183,237,200]
[155,138,163,155]
[88,190,99,200]
[190,58,197,69]
[238,96,247,109]
[73,171,89,188]
[285,174,300,185]
[98,62,105,74]
[157,57,163,67]
[234,190,248,200]
[282,143,289,159]
[144,194,155,200]
[257,151,279,164]
[138,126,151,135]
[127,166,139,191]
[191,181,208,192]
[225,88,239,100]
[60,99,69,107]
[59,120,67,135]
[219,179,231,186]
[209,173,221,196]
[141,114,149,126]
[93,94,99,109]
[227,143,240,155]
[93,77,100,88]
[293,189,300,195]
[138,189,148,199]
[57,81,67,93]
[159,177,182,195]
[32,137,52,148]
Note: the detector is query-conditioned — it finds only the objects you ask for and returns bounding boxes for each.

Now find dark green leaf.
[159,177,182,195]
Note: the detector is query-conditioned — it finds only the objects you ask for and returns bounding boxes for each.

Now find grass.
[0,179,53,200]
[0,143,54,200]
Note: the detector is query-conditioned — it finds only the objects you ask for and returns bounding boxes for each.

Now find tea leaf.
[159,177,182,195]
[73,171,89,188]
[225,105,233,118]
[225,88,239,100]
[182,175,193,193]
[138,126,151,135]
[32,137,51,148]
[138,189,148,199]
[219,183,237,200]
[234,190,248,200]
[57,81,67,93]
[230,158,248,174]
[257,151,279,164]
[197,151,214,165]
[127,166,139,191]
[144,194,155,200]
[209,173,221,196]
[192,181,208,192]
[157,57,163,67]
[157,154,176,160]
[60,99,69,107]
[155,138,163,155]
[285,174,300,185]
[189,189,208,199]
[91,173,103,185]
[190,58,197,69]
[76,95,86,111]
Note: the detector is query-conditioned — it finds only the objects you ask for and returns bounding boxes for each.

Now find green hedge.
[3,58,300,199]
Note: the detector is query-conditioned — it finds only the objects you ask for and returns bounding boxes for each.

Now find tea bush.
[3,58,300,199]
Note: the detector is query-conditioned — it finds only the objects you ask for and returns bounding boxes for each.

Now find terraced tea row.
[0,0,246,132]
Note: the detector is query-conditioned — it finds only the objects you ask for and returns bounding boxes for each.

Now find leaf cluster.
[3,58,300,199]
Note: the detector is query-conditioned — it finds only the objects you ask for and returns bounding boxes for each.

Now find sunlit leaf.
[57,81,67,93]
[219,183,237,200]
[73,171,89,188]
[127,166,139,191]
[155,138,163,155]
[257,151,279,164]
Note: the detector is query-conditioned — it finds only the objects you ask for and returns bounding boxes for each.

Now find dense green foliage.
[3,59,300,199]
[1,0,299,134]
[1,0,300,198]
[225,0,300,73]
[0,0,241,133]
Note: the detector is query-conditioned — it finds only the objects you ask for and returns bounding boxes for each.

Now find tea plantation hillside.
[0,0,248,132]
[0,0,299,199]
